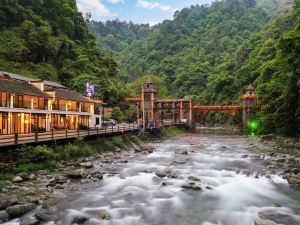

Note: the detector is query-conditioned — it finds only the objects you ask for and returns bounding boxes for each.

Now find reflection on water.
[9,134,300,225]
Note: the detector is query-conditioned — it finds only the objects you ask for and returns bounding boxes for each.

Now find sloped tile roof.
[52,87,91,103]
[0,77,51,98]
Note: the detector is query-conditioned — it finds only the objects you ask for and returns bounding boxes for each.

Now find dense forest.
[0,0,123,104]
[0,0,299,136]
[90,0,299,136]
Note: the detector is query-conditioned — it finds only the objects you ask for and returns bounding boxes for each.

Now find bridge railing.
[0,124,138,148]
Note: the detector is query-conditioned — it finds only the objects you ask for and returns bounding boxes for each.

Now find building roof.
[0,71,103,103]
[0,71,66,88]
[53,87,91,103]
[0,75,51,98]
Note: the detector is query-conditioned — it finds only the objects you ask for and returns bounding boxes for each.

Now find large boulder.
[6,203,36,218]
[0,195,18,210]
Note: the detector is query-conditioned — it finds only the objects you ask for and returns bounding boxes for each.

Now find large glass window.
[23,96,32,109]
[82,103,92,113]
[0,113,8,134]
[51,114,66,129]
[79,115,89,128]
[0,92,9,107]
[31,114,46,132]
[67,101,78,111]
[13,95,23,108]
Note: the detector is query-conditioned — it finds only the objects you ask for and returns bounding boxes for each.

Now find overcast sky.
[76,0,215,25]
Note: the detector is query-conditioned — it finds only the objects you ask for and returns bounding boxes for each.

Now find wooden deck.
[0,124,139,148]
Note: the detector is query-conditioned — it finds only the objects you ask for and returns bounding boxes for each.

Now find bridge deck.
[0,124,138,148]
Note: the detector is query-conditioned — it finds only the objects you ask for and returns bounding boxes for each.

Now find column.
[180,101,183,122]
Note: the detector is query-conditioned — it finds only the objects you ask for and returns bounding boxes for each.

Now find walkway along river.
[5,133,300,225]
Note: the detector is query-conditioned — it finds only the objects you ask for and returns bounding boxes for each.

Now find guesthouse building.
[0,72,103,135]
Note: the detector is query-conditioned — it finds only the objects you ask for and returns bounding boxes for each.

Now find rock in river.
[71,215,89,224]
[188,176,201,182]
[181,182,202,191]
[0,195,18,210]
[96,209,110,220]
[0,210,9,223]
[12,176,23,183]
[80,162,93,168]
[254,218,283,225]
[287,176,300,185]
[65,169,85,179]
[155,170,167,178]
[6,203,36,218]
[175,149,188,155]
[35,212,56,221]
[20,218,40,225]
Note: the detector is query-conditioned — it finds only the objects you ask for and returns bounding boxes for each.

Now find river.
[8,133,300,225]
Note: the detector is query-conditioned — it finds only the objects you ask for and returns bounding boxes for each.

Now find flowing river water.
[7,133,300,225]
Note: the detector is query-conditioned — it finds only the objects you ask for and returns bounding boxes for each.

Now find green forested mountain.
[0,0,122,103]
[89,20,152,52]
[90,0,299,136]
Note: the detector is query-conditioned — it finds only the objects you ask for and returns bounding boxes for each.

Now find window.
[0,113,8,134]
[13,95,24,108]
[0,92,9,107]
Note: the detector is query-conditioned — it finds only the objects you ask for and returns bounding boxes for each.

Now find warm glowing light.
[24,120,29,124]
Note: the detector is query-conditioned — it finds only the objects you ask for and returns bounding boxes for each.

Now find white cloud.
[76,0,114,19]
[108,0,124,4]
[136,0,174,12]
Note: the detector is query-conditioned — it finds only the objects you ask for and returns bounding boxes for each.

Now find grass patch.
[13,160,57,174]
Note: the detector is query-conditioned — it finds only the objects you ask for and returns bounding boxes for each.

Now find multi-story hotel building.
[0,72,103,135]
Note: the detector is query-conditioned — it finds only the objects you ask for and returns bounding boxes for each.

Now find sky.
[76,0,215,25]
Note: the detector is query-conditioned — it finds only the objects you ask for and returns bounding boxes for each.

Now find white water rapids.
[6,134,300,225]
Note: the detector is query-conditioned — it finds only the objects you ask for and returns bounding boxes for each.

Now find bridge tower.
[142,79,157,130]
[242,83,257,125]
